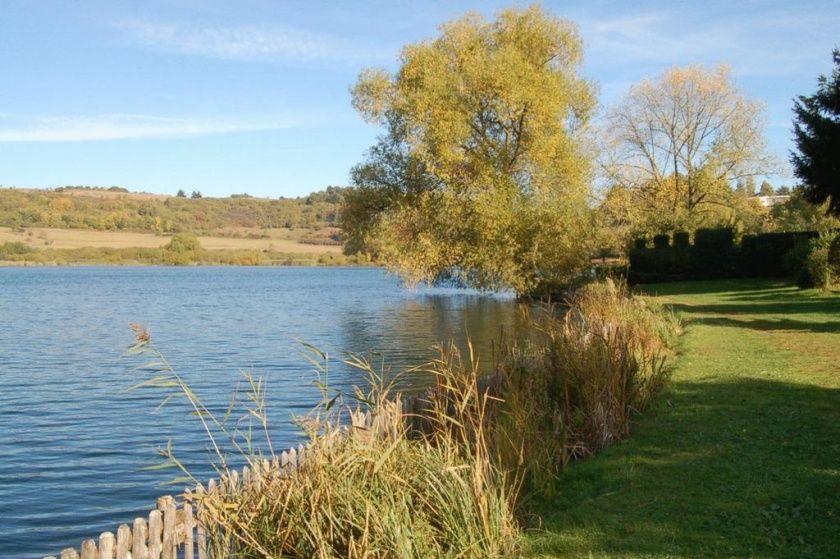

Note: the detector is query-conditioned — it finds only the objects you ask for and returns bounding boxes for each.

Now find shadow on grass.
[529,377,840,558]
[639,278,840,301]
[642,278,840,322]
[670,299,840,317]
[682,316,840,334]
[721,290,840,303]
[636,279,793,297]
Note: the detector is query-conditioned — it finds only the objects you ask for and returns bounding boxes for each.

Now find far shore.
[0,260,372,268]
[0,226,342,254]
[0,226,375,267]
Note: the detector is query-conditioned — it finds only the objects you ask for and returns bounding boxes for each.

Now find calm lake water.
[0,266,520,558]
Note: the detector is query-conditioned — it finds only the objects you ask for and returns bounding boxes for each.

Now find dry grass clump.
[198,426,517,558]
[494,279,680,496]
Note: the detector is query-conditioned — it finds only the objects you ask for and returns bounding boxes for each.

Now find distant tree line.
[0,186,353,234]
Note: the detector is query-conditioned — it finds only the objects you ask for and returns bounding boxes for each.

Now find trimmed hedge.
[628,228,819,284]
[652,234,669,249]
[740,231,818,277]
[692,228,735,279]
[629,246,692,284]
[674,231,690,248]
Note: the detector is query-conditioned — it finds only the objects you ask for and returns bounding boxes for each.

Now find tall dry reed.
[493,279,680,496]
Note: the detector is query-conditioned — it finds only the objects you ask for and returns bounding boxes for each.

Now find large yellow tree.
[343,6,596,294]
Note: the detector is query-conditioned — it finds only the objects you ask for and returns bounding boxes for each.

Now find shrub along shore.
[0,246,370,267]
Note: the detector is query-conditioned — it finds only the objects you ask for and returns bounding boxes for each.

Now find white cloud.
[111,18,386,65]
[0,113,301,142]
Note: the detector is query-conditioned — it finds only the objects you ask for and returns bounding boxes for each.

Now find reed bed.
[494,279,680,496]
[128,335,519,558]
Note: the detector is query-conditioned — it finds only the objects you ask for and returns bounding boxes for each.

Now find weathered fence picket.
[116,524,131,559]
[148,510,162,559]
[40,442,312,559]
[132,517,147,559]
[81,538,96,559]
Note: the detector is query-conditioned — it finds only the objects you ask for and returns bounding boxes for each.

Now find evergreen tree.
[759,180,775,196]
[791,49,840,216]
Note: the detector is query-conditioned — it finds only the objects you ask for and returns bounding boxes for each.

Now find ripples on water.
[0,266,520,558]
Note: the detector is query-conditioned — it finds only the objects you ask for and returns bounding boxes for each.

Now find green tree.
[771,187,840,232]
[163,232,202,265]
[165,232,201,252]
[176,189,187,198]
[791,49,840,216]
[736,176,757,196]
[191,191,203,199]
[759,180,775,196]
[346,6,596,294]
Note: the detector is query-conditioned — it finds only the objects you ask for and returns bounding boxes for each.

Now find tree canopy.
[601,65,776,236]
[770,187,840,232]
[343,6,596,294]
[791,49,840,216]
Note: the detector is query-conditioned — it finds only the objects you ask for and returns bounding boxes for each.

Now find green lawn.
[523,279,840,558]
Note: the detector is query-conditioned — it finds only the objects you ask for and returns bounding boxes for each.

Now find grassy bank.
[524,280,840,557]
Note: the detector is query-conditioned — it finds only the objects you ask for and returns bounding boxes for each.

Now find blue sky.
[1,0,837,197]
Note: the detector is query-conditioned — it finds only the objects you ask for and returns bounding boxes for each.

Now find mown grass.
[523,279,840,558]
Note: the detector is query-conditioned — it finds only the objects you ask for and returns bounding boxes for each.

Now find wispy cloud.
[0,113,302,142]
[578,10,839,77]
[110,18,386,65]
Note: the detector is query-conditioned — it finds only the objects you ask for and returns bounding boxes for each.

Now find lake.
[0,266,520,558]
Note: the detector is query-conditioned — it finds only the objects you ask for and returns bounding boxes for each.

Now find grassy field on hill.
[523,280,840,558]
[0,226,341,254]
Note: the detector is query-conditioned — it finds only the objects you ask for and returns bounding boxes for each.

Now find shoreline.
[0,260,378,268]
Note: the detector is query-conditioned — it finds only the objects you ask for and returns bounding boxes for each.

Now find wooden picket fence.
[42,437,327,559]
[42,380,501,559]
